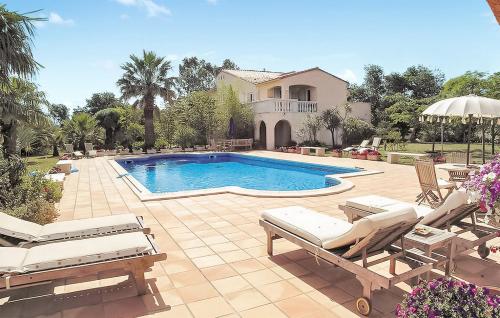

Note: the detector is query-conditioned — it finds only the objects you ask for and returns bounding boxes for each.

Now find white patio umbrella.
[421,94,500,165]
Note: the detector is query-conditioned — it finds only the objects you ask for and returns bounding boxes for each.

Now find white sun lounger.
[260,206,435,315]
[0,232,166,295]
[0,212,148,247]
[339,190,497,259]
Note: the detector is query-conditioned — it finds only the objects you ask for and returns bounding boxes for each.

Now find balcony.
[251,99,318,114]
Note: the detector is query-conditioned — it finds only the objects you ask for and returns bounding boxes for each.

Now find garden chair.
[64,144,84,159]
[339,189,497,259]
[371,137,382,150]
[446,151,472,164]
[260,206,435,316]
[84,143,96,158]
[0,212,148,247]
[343,139,369,152]
[414,158,455,208]
[0,232,166,296]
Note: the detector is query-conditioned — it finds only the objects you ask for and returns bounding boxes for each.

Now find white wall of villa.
[216,68,371,150]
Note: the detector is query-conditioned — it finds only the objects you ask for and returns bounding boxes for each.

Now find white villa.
[216,67,371,150]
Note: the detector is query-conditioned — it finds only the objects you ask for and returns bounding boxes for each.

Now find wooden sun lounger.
[0,215,150,247]
[0,234,166,296]
[260,217,435,316]
[340,202,497,260]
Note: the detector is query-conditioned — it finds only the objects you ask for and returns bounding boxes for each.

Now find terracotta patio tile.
[200,264,239,281]
[239,304,287,318]
[186,296,234,318]
[224,288,269,312]
[211,276,251,295]
[255,280,302,302]
[219,250,252,263]
[191,255,225,269]
[242,269,282,287]
[229,259,266,274]
[177,282,219,303]
[275,294,325,318]
[170,270,207,288]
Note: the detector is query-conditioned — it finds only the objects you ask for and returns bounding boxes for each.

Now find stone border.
[108,153,382,201]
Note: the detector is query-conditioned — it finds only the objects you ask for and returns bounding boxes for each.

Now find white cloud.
[207,0,218,5]
[340,69,357,83]
[48,12,75,26]
[115,0,171,17]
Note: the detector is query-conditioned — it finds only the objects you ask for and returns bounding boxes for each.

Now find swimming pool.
[116,153,361,194]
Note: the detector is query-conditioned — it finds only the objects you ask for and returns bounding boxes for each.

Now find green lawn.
[378,142,495,165]
[25,155,59,173]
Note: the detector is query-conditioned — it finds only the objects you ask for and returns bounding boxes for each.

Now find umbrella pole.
[482,123,485,164]
[466,115,472,166]
[492,119,496,156]
[440,122,444,155]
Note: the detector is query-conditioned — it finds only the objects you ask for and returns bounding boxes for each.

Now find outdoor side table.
[56,160,73,175]
[395,225,456,281]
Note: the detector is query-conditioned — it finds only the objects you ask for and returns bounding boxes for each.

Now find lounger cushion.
[0,247,28,273]
[20,232,152,272]
[38,213,141,241]
[420,190,468,225]
[345,195,402,213]
[0,212,42,242]
[363,206,417,230]
[261,206,372,250]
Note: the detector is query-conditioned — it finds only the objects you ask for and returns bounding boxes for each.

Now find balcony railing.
[251,99,318,114]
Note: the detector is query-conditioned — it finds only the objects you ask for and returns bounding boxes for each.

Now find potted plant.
[331,149,342,158]
[396,278,500,317]
[350,150,358,159]
[367,149,381,161]
[464,154,500,225]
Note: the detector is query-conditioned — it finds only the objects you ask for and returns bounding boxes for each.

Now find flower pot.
[350,153,358,159]
[357,154,367,160]
[367,154,380,161]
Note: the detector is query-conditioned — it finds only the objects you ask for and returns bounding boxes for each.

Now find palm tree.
[95,108,121,149]
[117,50,176,149]
[0,78,47,157]
[63,113,102,151]
[0,5,44,83]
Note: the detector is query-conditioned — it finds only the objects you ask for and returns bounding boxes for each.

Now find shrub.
[154,138,168,150]
[396,278,500,318]
[0,156,59,224]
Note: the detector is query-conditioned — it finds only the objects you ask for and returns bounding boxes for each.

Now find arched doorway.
[259,121,267,149]
[274,120,291,148]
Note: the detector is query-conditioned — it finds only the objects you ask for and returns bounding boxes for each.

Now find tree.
[95,108,121,149]
[84,92,117,115]
[0,5,44,84]
[402,65,444,99]
[441,71,491,98]
[215,86,253,139]
[117,50,175,149]
[321,108,341,146]
[47,103,69,125]
[218,59,239,72]
[0,78,47,157]
[177,57,217,95]
[348,65,386,125]
[174,91,216,144]
[63,113,101,150]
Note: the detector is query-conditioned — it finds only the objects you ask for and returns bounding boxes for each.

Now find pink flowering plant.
[396,278,500,318]
[463,154,500,223]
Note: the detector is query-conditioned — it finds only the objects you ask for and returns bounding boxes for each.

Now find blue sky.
[4,0,500,109]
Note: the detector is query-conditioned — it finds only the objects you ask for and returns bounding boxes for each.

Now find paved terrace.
[1,151,500,318]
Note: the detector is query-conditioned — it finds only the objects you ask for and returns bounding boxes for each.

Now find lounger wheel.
[478,244,490,259]
[356,297,372,316]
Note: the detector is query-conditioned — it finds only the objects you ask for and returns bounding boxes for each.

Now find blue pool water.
[116,153,361,193]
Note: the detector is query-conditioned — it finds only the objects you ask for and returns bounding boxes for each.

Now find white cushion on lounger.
[346,195,402,213]
[261,206,372,250]
[38,213,141,241]
[0,212,42,242]
[363,206,417,230]
[420,190,468,225]
[20,232,152,272]
[0,247,28,273]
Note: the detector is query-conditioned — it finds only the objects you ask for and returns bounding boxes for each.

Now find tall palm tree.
[117,50,176,149]
[0,5,44,83]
